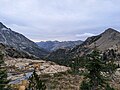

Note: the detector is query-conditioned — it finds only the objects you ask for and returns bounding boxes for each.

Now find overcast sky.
[0,0,120,42]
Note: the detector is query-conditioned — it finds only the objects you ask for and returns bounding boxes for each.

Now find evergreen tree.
[80,49,117,90]
[0,51,9,90]
[28,70,46,90]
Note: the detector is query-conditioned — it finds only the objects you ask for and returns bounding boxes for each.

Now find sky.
[0,0,120,42]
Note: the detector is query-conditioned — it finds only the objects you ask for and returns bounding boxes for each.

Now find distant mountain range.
[0,22,48,58]
[36,40,83,52]
[46,28,120,64]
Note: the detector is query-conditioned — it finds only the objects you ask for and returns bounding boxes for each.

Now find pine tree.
[28,70,46,90]
[80,49,117,90]
[0,51,9,90]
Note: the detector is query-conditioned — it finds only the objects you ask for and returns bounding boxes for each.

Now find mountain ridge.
[46,28,120,64]
[0,22,48,58]
[36,40,83,52]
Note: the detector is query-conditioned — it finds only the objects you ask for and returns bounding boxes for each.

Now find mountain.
[46,28,120,64]
[89,28,120,51]
[72,28,120,55]
[0,22,48,58]
[36,40,83,52]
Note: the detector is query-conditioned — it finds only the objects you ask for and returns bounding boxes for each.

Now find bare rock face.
[5,57,70,84]
[0,22,48,58]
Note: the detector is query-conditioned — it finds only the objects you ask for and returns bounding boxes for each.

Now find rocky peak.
[102,28,119,35]
[100,28,120,41]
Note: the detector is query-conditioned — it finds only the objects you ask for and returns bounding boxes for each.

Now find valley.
[0,22,120,90]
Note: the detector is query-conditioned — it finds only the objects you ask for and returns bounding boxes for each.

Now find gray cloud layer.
[0,0,120,41]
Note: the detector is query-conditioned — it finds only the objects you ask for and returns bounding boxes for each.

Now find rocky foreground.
[4,57,120,90]
[5,57,70,84]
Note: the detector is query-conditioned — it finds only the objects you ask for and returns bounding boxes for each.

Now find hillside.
[71,28,120,56]
[0,43,39,59]
[46,28,120,63]
[0,22,48,58]
[6,57,120,90]
[36,40,83,52]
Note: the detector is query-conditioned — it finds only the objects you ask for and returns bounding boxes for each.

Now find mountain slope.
[36,40,83,52]
[0,22,48,58]
[0,43,38,59]
[69,28,120,58]
[90,28,120,51]
[46,28,120,63]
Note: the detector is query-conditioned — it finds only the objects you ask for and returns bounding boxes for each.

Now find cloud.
[76,33,95,40]
[0,0,120,41]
